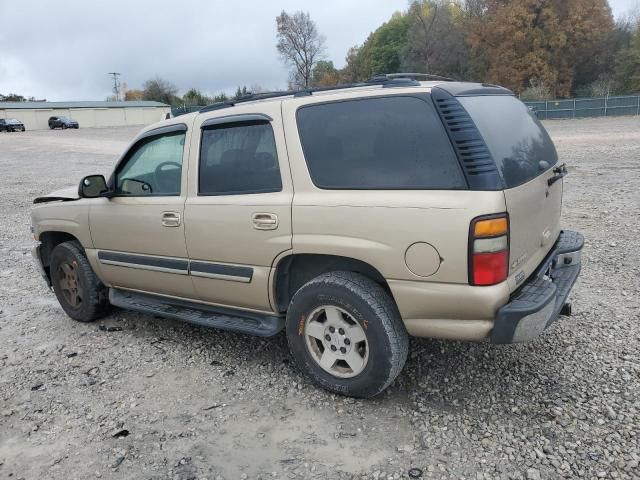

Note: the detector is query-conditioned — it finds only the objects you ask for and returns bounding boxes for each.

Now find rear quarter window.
[459,96,558,188]
[296,96,466,190]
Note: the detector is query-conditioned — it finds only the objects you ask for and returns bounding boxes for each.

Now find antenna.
[107,72,121,101]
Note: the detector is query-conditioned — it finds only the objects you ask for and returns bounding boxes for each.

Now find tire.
[286,271,408,398]
[61,124,67,130]
[50,241,110,322]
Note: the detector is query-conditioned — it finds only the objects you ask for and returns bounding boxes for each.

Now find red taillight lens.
[469,214,509,286]
[472,251,508,286]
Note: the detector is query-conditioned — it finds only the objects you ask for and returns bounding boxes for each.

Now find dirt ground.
[0,118,638,480]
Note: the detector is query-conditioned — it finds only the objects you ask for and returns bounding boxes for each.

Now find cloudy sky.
[0,0,637,101]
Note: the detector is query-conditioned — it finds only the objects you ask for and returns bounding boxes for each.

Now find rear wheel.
[285,271,408,398]
[50,241,110,322]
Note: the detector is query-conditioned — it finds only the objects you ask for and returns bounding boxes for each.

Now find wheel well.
[38,232,81,277]
[273,254,390,312]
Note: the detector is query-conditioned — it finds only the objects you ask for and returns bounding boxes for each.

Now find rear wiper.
[548,163,568,186]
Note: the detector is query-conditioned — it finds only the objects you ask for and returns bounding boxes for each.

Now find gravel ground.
[0,118,638,480]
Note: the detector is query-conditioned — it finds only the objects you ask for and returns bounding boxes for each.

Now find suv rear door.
[183,102,293,312]
[459,95,563,290]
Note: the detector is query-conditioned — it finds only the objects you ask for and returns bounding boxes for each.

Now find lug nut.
[329,326,335,333]
[340,347,346,354]
[338,328,345,335]
[325,334,331,341]
[344,339,351,346]
[330,345,337,351]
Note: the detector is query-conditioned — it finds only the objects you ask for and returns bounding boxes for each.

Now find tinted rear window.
[199,121,282,195]
[459,96,558,187]
[296,96,466,190]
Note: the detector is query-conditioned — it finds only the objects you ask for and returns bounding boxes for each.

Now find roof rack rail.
[198,73,442,113]
[199,91,293,113]
[384,72,455,82]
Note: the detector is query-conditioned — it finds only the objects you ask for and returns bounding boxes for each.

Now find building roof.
[0,100,169,110]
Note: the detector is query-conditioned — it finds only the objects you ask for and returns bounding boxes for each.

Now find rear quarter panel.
[281,91,507,285]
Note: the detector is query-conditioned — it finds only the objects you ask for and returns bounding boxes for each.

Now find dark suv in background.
[0,118,26,132]
[48,116,79,129]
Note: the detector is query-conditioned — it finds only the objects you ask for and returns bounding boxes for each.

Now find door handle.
[161,211,181,227]
[252,213,278,230]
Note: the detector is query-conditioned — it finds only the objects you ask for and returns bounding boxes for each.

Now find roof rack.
[198,73,448,113]
[384,72,455,82]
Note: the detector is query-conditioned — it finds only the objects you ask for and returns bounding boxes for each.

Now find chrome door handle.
[161,211,181,227]
[252,213,278,230]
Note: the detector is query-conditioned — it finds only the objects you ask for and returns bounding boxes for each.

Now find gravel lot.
[1,118,639,480]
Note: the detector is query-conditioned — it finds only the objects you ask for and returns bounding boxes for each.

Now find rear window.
[459,96,558,188]
[296,96,466,190]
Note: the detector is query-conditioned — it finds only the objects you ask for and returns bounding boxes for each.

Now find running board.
[109,289,285,337]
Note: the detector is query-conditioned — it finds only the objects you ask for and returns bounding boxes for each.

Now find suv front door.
[88,124,196,299]
[184,103,293,312]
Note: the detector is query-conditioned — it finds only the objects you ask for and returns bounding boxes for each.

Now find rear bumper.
[490,230,583,344]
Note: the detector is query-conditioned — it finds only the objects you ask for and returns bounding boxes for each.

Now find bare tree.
[142,76,178,105]
[276,10,326,88]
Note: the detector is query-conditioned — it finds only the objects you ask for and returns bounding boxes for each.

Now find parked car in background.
[48,116,79,129]
[0,118,26,132]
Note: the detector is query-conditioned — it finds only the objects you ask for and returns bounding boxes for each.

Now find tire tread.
[288,271,408,397]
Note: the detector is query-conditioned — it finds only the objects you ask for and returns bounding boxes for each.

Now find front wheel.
[286,271,408,398]
[61,124,67,130]
[50,241,110,322]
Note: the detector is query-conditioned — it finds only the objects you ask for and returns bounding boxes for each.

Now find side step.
[109,288,285,337]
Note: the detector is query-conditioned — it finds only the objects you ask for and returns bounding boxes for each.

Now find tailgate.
[458,95,563,291]
[504,172,562,284]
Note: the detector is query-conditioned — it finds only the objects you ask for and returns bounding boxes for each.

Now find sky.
[0,0,638,101]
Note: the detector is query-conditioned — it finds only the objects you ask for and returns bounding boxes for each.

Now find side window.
[199,121,282,195]
[116,131,185,196]
[296,96,466,190]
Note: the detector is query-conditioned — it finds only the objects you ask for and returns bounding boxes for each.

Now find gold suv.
[31,75,583,397]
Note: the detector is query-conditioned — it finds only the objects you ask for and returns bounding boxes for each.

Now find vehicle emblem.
[511,252,527,269]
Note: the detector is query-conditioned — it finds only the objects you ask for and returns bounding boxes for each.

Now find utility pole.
[107,72,121,101]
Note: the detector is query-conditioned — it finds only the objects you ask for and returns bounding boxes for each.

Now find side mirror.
[79,175,108,198]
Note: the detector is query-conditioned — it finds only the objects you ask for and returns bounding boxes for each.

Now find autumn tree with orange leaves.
[467,0,614,97]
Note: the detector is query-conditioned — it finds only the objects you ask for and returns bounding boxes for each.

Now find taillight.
[469,214,509,286]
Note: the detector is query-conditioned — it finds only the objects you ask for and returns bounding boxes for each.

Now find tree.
[312,60,340,86]
[276,10,326,88]
[467,0,614,97]
[404,1,470,79]
[614,22,640,92]
[142,76,179,105]
[124,89,144,101]
[212,92,229,103]
[182,88,211,106]
[0,93,27,102]
[519,80,553,100]
[341,12,411,82]
[233,86,250,100]
[341,46,367,83]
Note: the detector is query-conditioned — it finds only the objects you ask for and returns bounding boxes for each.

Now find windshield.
[459,95,558,188]
[58,116,70,121]
[7,119,21,124]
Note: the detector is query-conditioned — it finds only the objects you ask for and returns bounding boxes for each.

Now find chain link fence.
[524,95,640,120]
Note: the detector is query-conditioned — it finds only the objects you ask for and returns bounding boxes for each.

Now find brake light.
[469,214,509,286]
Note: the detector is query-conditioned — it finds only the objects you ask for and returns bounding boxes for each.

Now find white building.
[0,100,171,130]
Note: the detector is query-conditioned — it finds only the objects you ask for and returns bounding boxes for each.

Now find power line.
[107,72,121,101]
